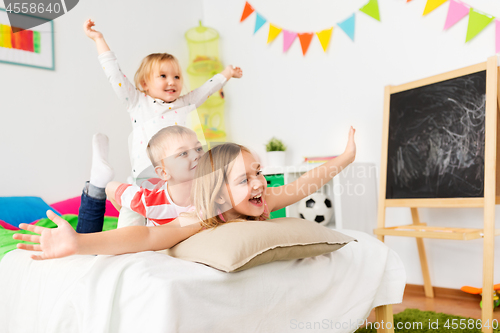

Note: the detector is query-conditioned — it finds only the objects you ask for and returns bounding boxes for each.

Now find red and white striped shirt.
[115,178,193,226]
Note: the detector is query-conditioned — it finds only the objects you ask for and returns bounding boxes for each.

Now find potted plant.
[265,137,286,167]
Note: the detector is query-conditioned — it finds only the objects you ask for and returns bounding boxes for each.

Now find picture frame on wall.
[0,8,54,70]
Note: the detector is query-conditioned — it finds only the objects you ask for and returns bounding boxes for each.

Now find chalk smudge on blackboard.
[386,71,486,199]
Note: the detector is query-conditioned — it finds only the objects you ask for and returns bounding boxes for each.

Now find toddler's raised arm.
[84,19,139,108]
[83,19,110,55]
[13,211,201,260]
[265,127,356,212]
[183,65,242,109]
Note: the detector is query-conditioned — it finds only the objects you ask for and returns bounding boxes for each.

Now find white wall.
[202,0,500,288]
[0,0,202,202]
[1,0,499,290]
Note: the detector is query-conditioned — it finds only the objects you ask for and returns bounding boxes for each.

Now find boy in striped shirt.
[106,126,204,227]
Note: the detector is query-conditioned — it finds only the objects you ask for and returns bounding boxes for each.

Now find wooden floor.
[366,284,500,323]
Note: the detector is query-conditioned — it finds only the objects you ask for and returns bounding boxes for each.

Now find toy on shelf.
[460,284,500,309]
[185,21,226,144]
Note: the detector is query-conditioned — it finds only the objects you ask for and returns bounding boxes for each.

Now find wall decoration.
[240,1,381,56]
[0,8,54,70]
[414,0,498,50]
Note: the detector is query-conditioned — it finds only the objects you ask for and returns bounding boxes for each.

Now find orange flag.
[298,32,314,56]
[240,2,255,22]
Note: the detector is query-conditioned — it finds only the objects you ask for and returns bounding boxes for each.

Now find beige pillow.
[166,217,357,272]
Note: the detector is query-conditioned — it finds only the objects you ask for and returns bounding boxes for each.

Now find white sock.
[89,133,114,188]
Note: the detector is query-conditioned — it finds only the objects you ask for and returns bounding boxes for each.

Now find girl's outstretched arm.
[13,211,201,260]
[265,127,356,212]
[83,19,110,55]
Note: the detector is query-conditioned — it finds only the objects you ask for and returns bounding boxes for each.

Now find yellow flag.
[267,24,282,44]
[316,27,333,52]
[423,0,448,16]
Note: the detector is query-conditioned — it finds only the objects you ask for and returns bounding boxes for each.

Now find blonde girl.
[13,128,356,260]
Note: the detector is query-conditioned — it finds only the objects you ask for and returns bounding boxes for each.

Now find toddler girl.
[14,128,356,259]
[84,19,241,181]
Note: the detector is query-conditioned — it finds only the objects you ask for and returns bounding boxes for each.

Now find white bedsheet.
[0,230,405,333]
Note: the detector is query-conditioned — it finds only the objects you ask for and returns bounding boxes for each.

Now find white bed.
[0,230,405,333]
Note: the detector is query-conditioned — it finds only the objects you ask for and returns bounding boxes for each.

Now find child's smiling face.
[158,133,204,184]
[143,60,183,103]
[220,151,267,220]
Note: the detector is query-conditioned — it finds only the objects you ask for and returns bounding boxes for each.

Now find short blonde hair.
[146,126,197,167]
[134,53,182,93]
[190,143,267,229]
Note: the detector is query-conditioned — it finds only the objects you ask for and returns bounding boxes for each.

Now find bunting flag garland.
[465,9,494,43]
[443,0,469,30]
[496,20,500,54]
[338,14,356,41]
[298,32,314,56]
[316,27,334,52]
[267,24,282,44]
[240,2,255,22]
[359,0,381,22]
[423,0,448,16]
[410,0,498,52]
[283,30,297,52]
[239,1,380,56]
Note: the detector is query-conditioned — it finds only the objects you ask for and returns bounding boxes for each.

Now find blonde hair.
[189,143,267,229]
[134,53,182,93]
[146,126,197,167]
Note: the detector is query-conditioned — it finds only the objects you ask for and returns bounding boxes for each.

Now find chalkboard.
[386,70,486,199]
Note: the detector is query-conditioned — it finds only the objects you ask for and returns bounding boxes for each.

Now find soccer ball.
[297,193,334,226]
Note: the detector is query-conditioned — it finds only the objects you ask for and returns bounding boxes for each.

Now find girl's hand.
[83,19,103,41]
[13,210,79,260]
[230,66,243,78]
[343,126,356,162]
[220,65,243,81]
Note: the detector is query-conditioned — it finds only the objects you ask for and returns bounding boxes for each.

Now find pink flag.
[496,20,500,54]
[444,0,470,30]
[283,30,297,53]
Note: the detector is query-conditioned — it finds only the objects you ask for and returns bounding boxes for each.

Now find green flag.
[359,0,380,22]
[466,9,494,42]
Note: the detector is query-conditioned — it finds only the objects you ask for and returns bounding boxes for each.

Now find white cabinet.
[263,162,377,234]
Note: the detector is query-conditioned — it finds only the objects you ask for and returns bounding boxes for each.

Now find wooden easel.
[375,55,500,333]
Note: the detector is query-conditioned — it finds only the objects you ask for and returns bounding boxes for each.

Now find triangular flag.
[496,20,500,54]
[298,32,313,56]
[359,0,380,22]
[466,9,494,42]
[444,0,470,30]
[338,14,356,41]
[423,0,448,16]
[254,13,267,34]
[283,30,297,53]
[240,2,255,22]
[267,24,282,44]
[316,27,333,52]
